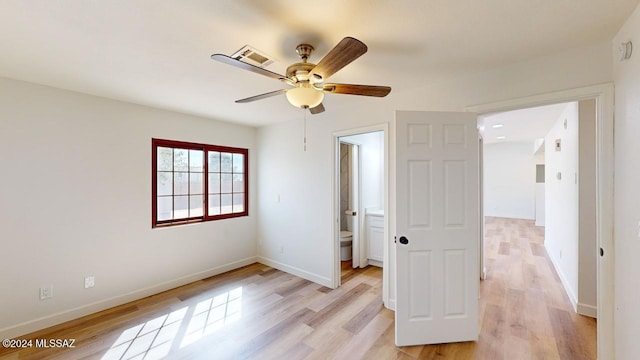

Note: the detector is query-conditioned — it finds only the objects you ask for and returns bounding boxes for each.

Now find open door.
[347,144,362,268]
[341,141,362,268]
[395,111,479,346]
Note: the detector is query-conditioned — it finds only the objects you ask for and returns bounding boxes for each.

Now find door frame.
[478,135,486,280]
[467,83,614,359]
[331,123,390,307]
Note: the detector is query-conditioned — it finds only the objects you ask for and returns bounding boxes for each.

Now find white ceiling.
[479,102,571,144]
[0,1,637,126]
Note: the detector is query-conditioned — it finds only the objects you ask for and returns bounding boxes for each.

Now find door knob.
[399,236,409,245]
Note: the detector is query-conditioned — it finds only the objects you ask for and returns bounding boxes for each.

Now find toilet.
[340,231,353,261]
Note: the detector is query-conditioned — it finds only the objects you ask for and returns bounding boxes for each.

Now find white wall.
[255,119,333,284]
[613,4,640,358]
[0,77,258,339]
[341,131,384,213]
[256,40,612,307]
[544,103,580,309]
[483,142,536,220]
[578,99,597,317]
[543,100,598,318]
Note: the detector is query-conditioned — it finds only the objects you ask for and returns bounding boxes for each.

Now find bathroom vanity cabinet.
[366,211,384,266]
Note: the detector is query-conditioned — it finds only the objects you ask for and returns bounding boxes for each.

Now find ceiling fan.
[211,37,391,114]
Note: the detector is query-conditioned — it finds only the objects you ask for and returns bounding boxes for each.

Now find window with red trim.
[152,139,248,227]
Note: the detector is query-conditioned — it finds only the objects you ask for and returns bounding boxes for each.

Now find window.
[152,139,248,227]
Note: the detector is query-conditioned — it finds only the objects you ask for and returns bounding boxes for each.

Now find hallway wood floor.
[0,217,595,359]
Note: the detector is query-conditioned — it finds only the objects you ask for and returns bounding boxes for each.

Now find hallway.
[476,216,596,359]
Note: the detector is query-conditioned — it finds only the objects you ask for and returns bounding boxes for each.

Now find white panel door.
[348,144,362,268]
[395,111,479,346]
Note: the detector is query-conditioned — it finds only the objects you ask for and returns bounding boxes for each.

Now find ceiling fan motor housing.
[286,62,316,83]
[295,44,314,61]
[288,44,319,84]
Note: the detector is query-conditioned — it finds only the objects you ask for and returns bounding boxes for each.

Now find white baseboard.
[0,256,257,340]
[577,302,597,318]
[257,256,332,288]
[386,298,396,311]
[544,243,578,312]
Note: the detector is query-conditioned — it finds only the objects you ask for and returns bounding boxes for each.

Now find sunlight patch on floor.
[180,286,243,348]
[101,306,188,360]
[100,286,244,359]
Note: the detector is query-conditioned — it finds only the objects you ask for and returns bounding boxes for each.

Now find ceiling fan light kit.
[286,84,324,108]
[211,36,391,114]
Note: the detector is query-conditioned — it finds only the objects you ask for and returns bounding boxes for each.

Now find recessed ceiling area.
[0,1,637,126]
[479,102,571,144]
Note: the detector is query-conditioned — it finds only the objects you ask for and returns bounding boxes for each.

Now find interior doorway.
[338,140,361,270]
[332,124,390,306]
[468,83,613,357]
[478,100,597,318]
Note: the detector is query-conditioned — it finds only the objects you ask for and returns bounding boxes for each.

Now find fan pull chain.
[303,108,307,152]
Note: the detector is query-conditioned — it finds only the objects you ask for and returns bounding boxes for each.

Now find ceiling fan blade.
[309,103,325,114]
[211,54,286,81]
[309,37,367,82]
[322,83,391,97]
[235,89,288,103]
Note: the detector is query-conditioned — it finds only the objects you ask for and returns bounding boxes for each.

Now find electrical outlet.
[40,285,53,300]
[279,245,284,254]
[637,220,640,238]
[84,276,95,289]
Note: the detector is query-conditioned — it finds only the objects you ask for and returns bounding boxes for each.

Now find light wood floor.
[1,217,595,359]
